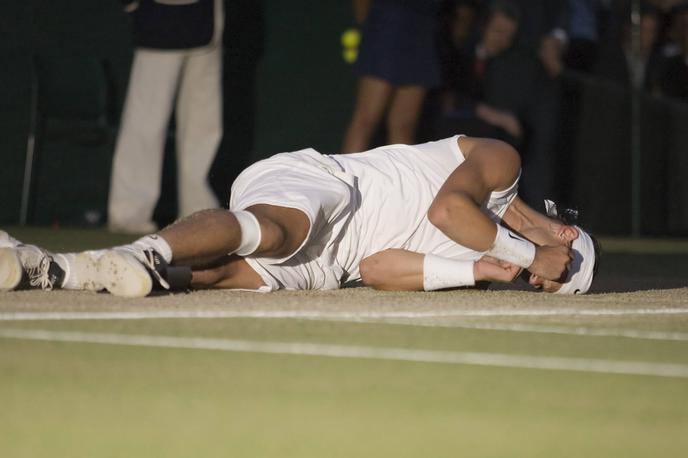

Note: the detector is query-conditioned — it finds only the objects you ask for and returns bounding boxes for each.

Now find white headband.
[556,226,595,295]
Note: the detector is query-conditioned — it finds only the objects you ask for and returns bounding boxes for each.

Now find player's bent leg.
[94,204,310,297]
[157,205,309,266]
[190,255,265,290]
[244,204,310,260]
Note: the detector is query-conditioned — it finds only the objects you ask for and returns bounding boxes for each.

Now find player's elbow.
[359,254,389,289]
[427,192,473,233]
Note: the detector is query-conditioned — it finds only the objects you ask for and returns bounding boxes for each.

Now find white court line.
[1,307,687,322]
[1,328,687,379]
[2,309,688,342]
[368,319,688,342]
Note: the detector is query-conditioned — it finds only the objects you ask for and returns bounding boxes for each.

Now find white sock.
[118,235,173,263]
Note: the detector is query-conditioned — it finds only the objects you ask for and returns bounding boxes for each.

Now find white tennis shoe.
[97,249,165,298]
[0,245,65,291]
[0,230,21,248]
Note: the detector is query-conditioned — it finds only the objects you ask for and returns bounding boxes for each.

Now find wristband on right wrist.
[487,225,536,268]
[423,254,475,291]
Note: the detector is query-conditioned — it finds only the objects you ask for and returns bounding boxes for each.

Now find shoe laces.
[25,251,58,291]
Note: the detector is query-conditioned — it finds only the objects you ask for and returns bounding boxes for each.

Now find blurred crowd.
[345,0,688,206]
[432,0,688,203]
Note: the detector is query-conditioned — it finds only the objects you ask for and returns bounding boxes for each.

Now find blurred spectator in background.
[488,0,568,206]
[593,1,663,90]
[434,1,538,146]
[108,0,224,234]
[443,0,480,50]
[505,0,568,78]
[209,0,264,208]
[342,0,443,153]
[656,3,688,100]
[564,0,604,72]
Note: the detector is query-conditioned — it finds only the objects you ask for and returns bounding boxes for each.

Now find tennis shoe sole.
[0,248,22,291]
[98,250,153,298]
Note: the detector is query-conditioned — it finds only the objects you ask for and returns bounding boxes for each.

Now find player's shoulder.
[459,137,519,162]
[457,136,521,190]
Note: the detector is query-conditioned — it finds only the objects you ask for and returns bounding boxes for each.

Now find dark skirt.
[355,0,441,87]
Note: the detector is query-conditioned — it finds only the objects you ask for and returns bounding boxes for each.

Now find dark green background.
[1,0,687,235]
[0,0,356,226]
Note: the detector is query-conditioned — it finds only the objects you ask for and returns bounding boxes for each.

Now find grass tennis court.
[1,228,687,457]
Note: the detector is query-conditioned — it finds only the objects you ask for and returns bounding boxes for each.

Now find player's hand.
[528,245,572,281]
[474,256,522,283]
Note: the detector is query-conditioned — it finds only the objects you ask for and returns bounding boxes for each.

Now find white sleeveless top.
[330,135,519,284]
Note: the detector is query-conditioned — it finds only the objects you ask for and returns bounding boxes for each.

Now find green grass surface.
[2,325,687,458]
[1,227,687,457]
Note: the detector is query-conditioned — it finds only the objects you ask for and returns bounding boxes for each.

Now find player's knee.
[244,205,310,259]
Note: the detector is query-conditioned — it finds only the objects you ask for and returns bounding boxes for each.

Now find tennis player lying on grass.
[0,135,599,297]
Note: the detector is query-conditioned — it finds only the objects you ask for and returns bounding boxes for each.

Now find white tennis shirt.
[239,135,518,290]
[331,135,518,285]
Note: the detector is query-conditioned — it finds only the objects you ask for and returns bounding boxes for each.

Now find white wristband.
[233,210,262,256]
[423,254,475,291]
[487,225,536,268]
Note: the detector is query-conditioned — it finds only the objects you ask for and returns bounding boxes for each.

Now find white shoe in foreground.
[98,250,153,298]
[0,248,23,290]
[0,230,21,248]
[0,245,66,291]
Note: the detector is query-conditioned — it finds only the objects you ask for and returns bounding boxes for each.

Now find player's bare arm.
[502,196,579,246]
[359,249,521,291]
[428,137,571,281]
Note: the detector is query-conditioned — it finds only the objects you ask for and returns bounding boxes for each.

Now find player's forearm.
[360,249,478,291]
[359,249,425,291]
[502,197,553,233]
[430,191,538,269]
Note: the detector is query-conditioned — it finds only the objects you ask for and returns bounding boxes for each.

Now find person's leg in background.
[386,84,427,144]
[341,76,393,153]
[175,43,222,218]
[108,49,183,233]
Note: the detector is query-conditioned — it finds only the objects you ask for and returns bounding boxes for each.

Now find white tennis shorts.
[229,148,356,290]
